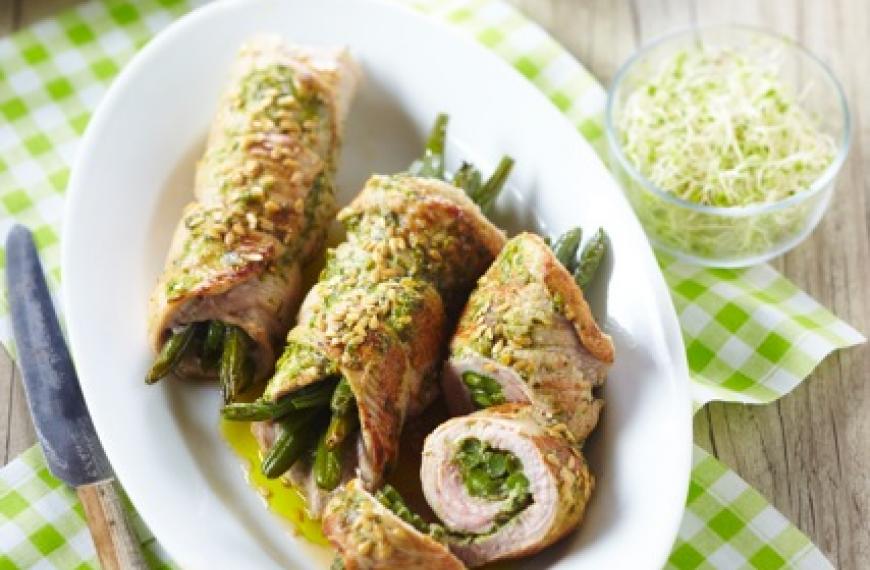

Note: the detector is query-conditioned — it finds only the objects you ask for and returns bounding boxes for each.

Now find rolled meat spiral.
[420,403,593,567]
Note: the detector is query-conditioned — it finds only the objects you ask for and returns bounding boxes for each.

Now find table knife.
[6,225,148,570]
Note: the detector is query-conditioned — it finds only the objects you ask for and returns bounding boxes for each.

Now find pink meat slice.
[420,404,594,567]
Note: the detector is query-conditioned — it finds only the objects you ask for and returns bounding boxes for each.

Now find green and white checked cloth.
[0,0,863,568]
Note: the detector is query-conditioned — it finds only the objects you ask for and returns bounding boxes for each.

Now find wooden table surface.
[1,0,868,567]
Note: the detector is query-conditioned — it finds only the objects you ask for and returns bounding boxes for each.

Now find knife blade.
[6,225,111,487]
[6,225,147,570]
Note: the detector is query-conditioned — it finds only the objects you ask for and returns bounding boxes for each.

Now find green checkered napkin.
[0,447,171,568]
[0,0,862,568]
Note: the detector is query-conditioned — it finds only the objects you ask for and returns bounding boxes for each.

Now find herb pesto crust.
[323,479,464,570]
[259,174,505,494]
[148,37,358,382]
[445,232,613,441]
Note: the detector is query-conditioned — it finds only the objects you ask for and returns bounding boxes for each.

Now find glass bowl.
[605,26,850,267]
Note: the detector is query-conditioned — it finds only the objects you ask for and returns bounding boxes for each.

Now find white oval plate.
[62,0,692,568]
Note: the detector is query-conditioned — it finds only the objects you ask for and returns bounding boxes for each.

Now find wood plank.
[508,0,636,85]
[0,0,17,36]
[629,0,693,41]
[2,348,36,462]
[0,349,16,465]
[688,1,870,567]
[512,0,868,566]
[790,0,870,563]
[691,0,797,33]
[18,0,82,27]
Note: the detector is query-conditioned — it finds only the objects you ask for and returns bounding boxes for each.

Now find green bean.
[375,485,433,536]
[221,378,336,421]
[292,378,339,408]
[376,484,402,509]
[407,115,515,212]
[452,162,482,197]
[408,113,448,179]
[201,320,225,369]
[146,325,196,384]
[472,156,515,212]
[325,407,359,449]
[324,377,359,449]
[261,409,320,479]
[487,453,508,478]
[467,467,500,496]
[462,372,484,388]
[311,378,360,488]
[221,401,275,422]
[551,227,583,272]
[573,228,608,289]
[455,438,530,505]
[468,391,490,408]
[462,371,506,409]
[329,377,354,414]
[506,471,530,494]
[460,437,482,456]
[219,325,251,404]
[314,429,342,490]
[330,557,345,570]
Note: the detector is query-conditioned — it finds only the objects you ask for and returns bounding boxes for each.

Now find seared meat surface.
[148,37,358,383]
[254,174,505,513]
[444,232,613,440]
[323,479,465,570]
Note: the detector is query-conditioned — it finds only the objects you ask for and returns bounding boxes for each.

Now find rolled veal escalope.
[420,403,593,567]
[443,232,614,441]
[323,479,464,570]
[146,37,358,400]
[223,116,513,514]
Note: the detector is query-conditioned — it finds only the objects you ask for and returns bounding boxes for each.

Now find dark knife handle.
[77,480,148,570]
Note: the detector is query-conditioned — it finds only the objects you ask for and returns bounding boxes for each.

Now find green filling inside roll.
[461,371,506,409]
[376,485,446,541]
[454,438,531,528]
